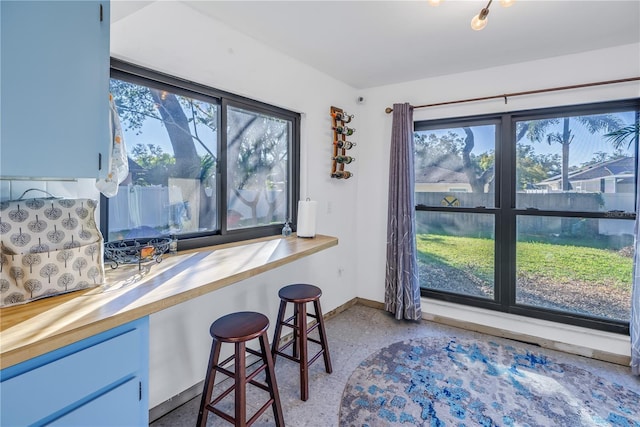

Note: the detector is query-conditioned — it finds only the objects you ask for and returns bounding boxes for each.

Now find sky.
[417,110,636,167]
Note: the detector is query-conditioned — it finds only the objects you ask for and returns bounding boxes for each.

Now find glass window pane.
[414,124,496,208]
[516,216,633,322]
[515,111,638,212]
[108,79,220,241]
[226,106,290,230]
[416,211,495,299]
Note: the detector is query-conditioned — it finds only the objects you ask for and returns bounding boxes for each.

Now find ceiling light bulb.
[428,0,443,6]
[499,0,515,7]
[471,13,488,30]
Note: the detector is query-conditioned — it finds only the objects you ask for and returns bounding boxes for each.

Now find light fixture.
[427,0,443,5]
[470,0,514,31]
[470,2,490,31]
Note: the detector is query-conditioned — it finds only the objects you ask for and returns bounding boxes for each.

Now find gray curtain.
[632,154,640,375]
[385,103,422,320]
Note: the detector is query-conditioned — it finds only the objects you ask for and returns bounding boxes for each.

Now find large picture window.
[103,60,300,249]
[415,100,639,333]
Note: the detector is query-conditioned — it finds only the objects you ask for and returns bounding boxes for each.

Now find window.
[103,60,300,250]
[415,100,639,333]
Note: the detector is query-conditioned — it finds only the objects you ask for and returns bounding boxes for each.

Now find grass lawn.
[416,234,632,292]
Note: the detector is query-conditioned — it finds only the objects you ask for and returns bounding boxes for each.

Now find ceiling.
[111,1,640,89]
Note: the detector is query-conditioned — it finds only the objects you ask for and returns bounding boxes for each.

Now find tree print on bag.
[75,203,89,219]
[57,273,74,291]
[44,203,62,220]
[10,227,31,247]
[72,258,87,277]
[87,266,102,284]
[0,279,9,293]
[75,281,90,290]
[24,279,42,298]
[9,266,24,286]
[58,199,76,208]
[8,204,29,222]
[63,235,81,250]
[61,212,78,230]
[47,225,65,244]
[4,292,24,305]
[85,244,99,261]
[0,253,6,273]
[22,253,41,273]
[30,238,50,254]
[79,225,93,241]
[25,198,45,210]
[40,263,59,284]
[28,215,47,233]
[0,217,11,234]
[56,250,74,268]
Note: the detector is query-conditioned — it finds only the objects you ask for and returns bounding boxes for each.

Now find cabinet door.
[48,378,142,427]
[0,1,110,179]
[0,317,148,426]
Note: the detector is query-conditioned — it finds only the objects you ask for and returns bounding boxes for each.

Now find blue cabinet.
[0,317,149,426]
[0,0,110,179]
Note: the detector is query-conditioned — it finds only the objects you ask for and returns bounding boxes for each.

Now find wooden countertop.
[0,234,338,369]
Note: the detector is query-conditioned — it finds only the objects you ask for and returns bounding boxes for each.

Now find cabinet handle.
[98,153,102,170]
[100,4,103,22]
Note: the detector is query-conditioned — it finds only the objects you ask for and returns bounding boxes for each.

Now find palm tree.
[516,114,624,191]
[604,123,639,150]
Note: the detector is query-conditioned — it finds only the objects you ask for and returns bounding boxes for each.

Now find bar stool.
[271,284,332,401]
[197,311,284,427]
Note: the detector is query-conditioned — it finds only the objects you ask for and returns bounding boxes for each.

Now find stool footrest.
[207,398,275,427]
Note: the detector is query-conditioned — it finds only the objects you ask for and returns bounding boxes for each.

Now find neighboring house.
[535,157,634,193]
[415,165,472,193]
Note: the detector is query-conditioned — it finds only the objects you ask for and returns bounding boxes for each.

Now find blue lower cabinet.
[0,317,149,427]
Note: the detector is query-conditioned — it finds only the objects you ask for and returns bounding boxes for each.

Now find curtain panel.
[632,154,640,375]
[385,103,422,320]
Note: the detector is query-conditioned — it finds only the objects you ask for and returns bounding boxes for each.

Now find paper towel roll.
[297,199,317,238]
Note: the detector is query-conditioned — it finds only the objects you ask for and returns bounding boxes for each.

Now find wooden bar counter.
[0,234,338,370]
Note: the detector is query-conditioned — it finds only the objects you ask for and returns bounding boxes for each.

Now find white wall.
[356,43,640,354]
[111,2,360,408]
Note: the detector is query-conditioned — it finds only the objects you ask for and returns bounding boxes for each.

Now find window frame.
[101,58,300,251]
[415,99,639,335]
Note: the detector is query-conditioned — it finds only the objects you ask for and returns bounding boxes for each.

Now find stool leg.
[234,341,247,427]
[197,338,221,427]
[272,300,287,362]
[259,332,285,427]
[314,299,333,374]
[298,302,309,401]
[292,303,299,359]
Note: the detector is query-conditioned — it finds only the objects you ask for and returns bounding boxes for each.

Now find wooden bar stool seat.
[271,284,332,401]
[197,311,284,427]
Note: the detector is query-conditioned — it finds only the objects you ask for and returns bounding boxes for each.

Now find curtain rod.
[384,76,640,114]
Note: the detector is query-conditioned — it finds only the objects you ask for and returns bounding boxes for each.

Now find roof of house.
[415,166,469,184]
[537,156,634,185]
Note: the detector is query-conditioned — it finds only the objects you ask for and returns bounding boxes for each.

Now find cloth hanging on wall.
[96,93,129,198]
[384,103,422,321]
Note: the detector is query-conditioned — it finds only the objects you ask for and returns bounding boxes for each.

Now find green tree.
[516,144,560,190]
[516,114,623,191]
[414,129,493,193]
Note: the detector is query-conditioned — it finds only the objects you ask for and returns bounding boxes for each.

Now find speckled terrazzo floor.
[149,303,637,427]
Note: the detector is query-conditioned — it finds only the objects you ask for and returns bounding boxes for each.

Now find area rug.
[339,337,640,426]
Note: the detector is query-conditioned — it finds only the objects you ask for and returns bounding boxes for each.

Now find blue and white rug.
[339,337,640,426]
